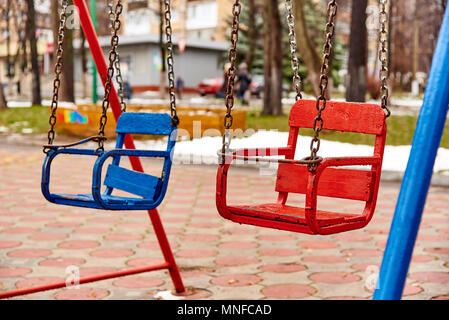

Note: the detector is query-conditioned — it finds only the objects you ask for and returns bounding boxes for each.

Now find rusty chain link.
[97,0,124,154]
[45,0,69,152]
[164,0,179,126]
[221,0,241,162]
[307,0,337,171]
[107,0,126,113]
[379,0,391,117]
[285,0,302,101]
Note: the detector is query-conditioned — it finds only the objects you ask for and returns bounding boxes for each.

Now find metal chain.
[308,0,337,171]
[285,0,302,101]
[46,0,69,150]
[221,0,242,161]
[107,0,126,113]
[164,0,179,126]
[379,0,391,117]
[97,0,124,153]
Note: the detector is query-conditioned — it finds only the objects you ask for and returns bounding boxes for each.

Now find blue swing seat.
[42,113,177,210]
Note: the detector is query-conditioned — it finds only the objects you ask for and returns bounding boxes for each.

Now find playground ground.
[0,143,448,300]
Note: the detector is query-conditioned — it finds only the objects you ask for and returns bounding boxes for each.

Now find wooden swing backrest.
[115,113,175,136]
[275,100,387,202]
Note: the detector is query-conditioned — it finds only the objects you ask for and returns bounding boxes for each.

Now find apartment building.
[125,0,234,41]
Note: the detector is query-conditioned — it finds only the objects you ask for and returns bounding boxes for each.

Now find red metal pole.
[0,263,170,299]
[1,0,185,300]
[74,0,185,293]
[74,0,143,171]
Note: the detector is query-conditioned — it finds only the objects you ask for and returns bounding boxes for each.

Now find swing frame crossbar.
[0,0,185,299]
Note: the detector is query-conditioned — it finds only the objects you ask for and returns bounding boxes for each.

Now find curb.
[381,170,449,187]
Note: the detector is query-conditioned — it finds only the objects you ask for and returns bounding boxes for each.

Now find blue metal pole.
[373,5,449,300]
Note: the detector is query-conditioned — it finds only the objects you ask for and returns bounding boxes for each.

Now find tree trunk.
[346,0,368,102]
[262,1,272,115]
[159,0,166,99]
[294,0,322,96]
[27,0,42,106]
[245,0,257,71]
[52,0,75,103]
[0,83,7,109]
[51,0,59,66]
[81,29,89,99]
[262,0,283,116]
[6,0,13,97]
[61,26,75,102]
[270,0,283,115]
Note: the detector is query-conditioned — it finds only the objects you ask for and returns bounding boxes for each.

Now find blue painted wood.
[104,164,161,199]
[374,5,449,300]
[50,193,157,209]
[105,134,126,196]
[42,113,178,211]
[115,113,174,135]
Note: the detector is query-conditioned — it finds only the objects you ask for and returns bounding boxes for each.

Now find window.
[126,9,151,35]
[186,1,217,30]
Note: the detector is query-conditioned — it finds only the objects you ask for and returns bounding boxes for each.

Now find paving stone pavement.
[0,144,448,300]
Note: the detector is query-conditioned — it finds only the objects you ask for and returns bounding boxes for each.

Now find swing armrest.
[41,147,99,203]
[100,149,171,159]
[219,147,293,165]
[232,147,292,157]
[303,156,382,235]
[43,147,99,181]
[92,148,174,210]
[218,147,294,190]
[46,148,99,157]
[43,136,107,153]
[321,156,382,168]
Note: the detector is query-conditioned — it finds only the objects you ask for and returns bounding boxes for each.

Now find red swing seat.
[216,99,387,235]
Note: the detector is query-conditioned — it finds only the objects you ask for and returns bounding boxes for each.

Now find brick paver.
[0,144,448,300]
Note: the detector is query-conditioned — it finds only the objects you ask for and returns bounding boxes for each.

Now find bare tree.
[0,84,6,109]
[159,0,166,99]
[245,0,257,70]
[293,0,322,96]
[346,0,368,102]
[0,1,7,108]
[80,29,89,98]
[61,16,75,102]
[52,0,74,102]
[262,0,283,115]
[27,0,42,105]
[390,0,445,90]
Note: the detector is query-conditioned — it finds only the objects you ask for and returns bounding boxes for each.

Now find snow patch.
[153,290,183,300]
[121,130,449,174]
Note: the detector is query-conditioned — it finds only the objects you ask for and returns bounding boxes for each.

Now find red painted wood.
[276,164,374,201]
[75,0,143,172]
[75,0,184,293]
[289,99,386,135]
[228,204,365,226]
[0,263,170,299]
[234,147,292,157]
[216,99,387,235]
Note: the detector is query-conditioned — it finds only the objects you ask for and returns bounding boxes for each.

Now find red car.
[197,77,224,96]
